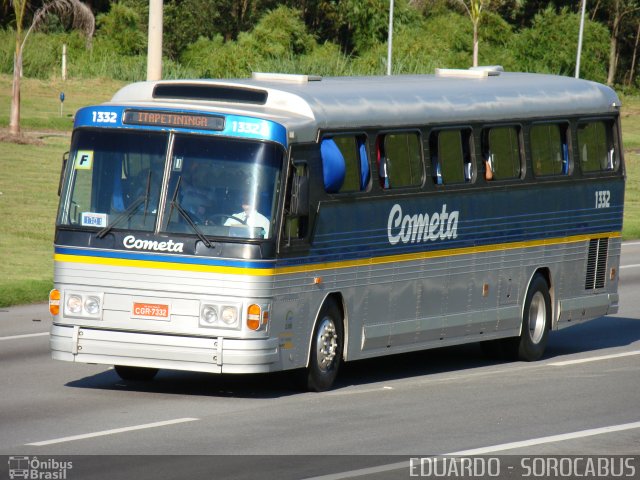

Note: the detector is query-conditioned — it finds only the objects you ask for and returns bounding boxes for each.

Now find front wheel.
[114,365,159,381]
[306,300,344,392]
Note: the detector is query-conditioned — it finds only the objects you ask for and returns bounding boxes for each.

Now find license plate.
[132,302,170,320]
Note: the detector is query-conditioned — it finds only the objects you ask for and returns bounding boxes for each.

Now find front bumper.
[50,324,280,374]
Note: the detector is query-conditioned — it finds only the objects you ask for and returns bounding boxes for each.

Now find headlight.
[84,296,101,315]
[201,305,218,324]
[67,295,82,314]
[199,302,240,329]
[221,306,238,326]
[64,292,103,319]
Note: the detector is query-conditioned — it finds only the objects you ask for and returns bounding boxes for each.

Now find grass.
[0,75,124,307]
[0,137,68,306]
[620,94,640,239]
[0,74,639,307]
[0,76,123,131]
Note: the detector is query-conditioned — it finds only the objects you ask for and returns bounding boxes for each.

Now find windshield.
[58,129,166,232]
[163,135,282,240]
[58,130,283,241]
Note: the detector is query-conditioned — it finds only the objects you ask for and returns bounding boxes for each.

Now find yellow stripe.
[274,232,621,274]
[54,253,276,276]
[55,232,621,276]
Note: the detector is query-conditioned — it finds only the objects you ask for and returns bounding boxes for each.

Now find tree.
[510,6,609,82]
[453,0,483,66]
[450,0,523,66]
[7,0,94,136]
[602,0,640,85]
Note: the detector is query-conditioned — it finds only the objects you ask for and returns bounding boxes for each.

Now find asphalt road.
[1,243,639,480]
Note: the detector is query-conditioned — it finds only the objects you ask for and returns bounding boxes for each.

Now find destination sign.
[123,110,225,130]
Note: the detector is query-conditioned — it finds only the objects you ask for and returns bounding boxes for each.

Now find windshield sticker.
[81,212,108,227]
[74,150,94,170]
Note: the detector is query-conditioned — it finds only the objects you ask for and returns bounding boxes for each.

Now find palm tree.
[7,0,95,136]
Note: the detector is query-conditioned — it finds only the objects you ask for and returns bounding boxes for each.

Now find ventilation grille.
[585,238,609,290]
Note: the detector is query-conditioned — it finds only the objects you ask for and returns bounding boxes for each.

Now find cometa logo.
[123,235,184,253]
[387,203,459,245]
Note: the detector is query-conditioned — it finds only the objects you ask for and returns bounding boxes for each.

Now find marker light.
[49,289,60,316]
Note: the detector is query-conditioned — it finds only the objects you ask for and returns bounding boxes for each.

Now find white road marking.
[302,420,640,480]
[26,418,199,446]
[620,263,640,269]
[548,350,640,366]
[0,332,49,341]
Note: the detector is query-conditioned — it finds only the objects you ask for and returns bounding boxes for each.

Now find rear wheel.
[512,274,551,361]
[306,300,344,392]
[114,365,159,381]
[481,274,551,361]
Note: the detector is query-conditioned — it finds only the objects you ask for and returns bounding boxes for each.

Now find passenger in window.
[484,155,494,181]
[431,155,442,185]
[224,192,270,237]
[379,154,390,188]
[464,159,472,182]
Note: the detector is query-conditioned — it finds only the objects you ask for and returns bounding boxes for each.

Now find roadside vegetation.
[1,75,639,307]
[1,1,640,306]
[0,76,122,307]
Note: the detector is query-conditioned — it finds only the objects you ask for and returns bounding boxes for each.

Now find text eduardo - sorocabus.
[387,203,459,245]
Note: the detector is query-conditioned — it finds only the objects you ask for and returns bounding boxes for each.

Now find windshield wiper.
[97,171,152,239]
[96,196,145,238]
[167,176,213,248]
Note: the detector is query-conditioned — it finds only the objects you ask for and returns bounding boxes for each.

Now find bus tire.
[114,365,159,381]
[512,274,551,361]
[306,299,343,392]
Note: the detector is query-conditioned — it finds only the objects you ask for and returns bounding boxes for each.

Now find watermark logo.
[7,456,72,480]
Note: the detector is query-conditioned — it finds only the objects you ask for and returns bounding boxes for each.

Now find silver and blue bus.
[49,68,625,391]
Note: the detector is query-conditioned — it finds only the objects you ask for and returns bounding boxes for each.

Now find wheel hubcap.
[315,317,338,373]
[528,291,546,344]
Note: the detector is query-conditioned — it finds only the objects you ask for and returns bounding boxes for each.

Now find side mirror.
[290,172,309,216]
[58,151,69,196]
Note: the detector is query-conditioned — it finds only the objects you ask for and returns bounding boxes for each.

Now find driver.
[181,161,215,222]
[224,192,270,237]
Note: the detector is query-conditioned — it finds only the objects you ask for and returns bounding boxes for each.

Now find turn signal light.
[247,304,261,331]
[49,289,60,316]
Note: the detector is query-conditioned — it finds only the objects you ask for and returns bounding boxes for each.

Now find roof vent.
[436,66,503,78]
[252,72,322,84]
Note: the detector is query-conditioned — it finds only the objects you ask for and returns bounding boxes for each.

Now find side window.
[283,162,308,242]
[482,126,521,181]
[377,132,423,189]
[531,123,569,176]
[577,121,617,173]
[321,135,370,193]
[429,128,473,184]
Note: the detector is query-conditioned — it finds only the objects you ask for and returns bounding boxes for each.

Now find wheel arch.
[305,291,347,368]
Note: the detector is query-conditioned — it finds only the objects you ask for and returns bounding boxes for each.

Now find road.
[1,244,639,479]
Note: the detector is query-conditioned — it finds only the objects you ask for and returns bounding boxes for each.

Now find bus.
[49,68,624,391]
